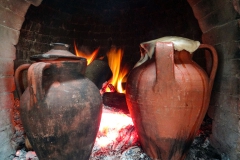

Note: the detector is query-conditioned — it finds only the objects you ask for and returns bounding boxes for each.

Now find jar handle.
[198,44,218,93]
[28,62,51,106]
[14,64,31,98]
[155,42,175,84]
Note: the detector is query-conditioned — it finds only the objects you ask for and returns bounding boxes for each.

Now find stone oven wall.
[0,1,42,159]
[0,0,240,159]
[188,0,240,159]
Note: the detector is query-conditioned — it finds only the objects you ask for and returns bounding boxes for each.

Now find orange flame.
[106,48,129,93]
[117,65,129,93]
[74,41,99,65]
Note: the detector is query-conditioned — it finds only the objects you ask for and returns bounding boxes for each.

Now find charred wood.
[103,92,129,114]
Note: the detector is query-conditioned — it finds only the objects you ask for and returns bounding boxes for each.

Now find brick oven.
[0,0,240,159]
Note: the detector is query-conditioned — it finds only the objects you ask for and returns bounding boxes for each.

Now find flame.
[117,65,129,93]
[96,108,134,147]
[74,41,99,65]
[106,48,129,93]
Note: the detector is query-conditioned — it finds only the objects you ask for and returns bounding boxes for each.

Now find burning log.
[85,59,112,89]
[103,92,129,114]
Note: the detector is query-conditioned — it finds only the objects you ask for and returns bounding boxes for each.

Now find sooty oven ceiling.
[16,0,202,69]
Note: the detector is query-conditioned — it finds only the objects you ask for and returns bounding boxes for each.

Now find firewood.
[102,92,129,114]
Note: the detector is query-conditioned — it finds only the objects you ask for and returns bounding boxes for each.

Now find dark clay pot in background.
[85,59,113,89]
[126,39,218,160]
[15,43,102,160]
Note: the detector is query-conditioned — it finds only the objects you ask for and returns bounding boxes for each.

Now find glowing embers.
[97,107,134,146]
[90,107,139,159]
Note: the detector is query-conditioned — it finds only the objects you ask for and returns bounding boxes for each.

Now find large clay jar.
[15,43,102,160]
[126,37,218,160]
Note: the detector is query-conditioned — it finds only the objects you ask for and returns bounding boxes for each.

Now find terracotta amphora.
[15,43,102,160]
[125,37,218,160]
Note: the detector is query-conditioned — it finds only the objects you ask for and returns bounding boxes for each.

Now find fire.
[117,65,129,93]
[95,108,134,147]
[74,41,99,65]
[106,48,129,93]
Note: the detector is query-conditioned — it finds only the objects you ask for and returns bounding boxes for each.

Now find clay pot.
[15,43,102,160]
[85,59,113,89]
[125,38,218,160]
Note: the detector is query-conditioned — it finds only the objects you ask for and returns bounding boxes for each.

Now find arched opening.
[0,0,239,159]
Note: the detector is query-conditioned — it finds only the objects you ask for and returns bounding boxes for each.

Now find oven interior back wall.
[15,0,202,69]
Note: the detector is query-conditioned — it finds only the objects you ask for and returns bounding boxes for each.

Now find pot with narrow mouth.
[15,43,102,160]
[125,37,218,160]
